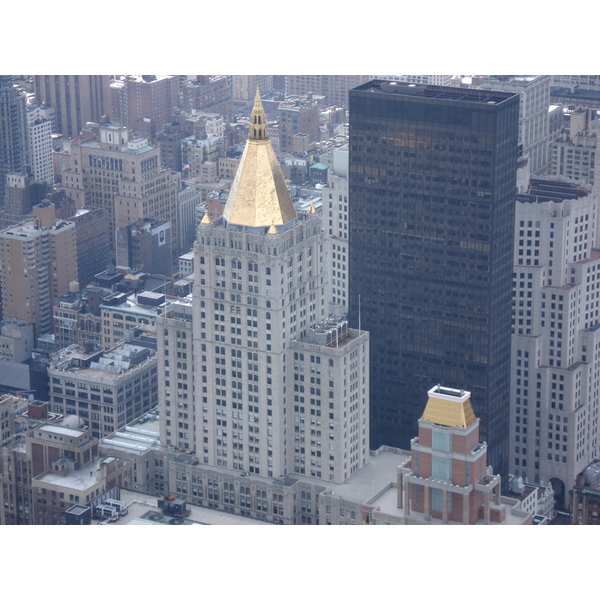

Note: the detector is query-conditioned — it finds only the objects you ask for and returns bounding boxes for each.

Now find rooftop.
[517,178,591,203]
[35,458,106,491]
[106,489,273,525]
[355,80,517,105]
[100,411,161,455]
[574,460,600,492]
[39,423,87,438]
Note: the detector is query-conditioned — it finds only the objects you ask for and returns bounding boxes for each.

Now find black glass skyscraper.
[348,81,519,480]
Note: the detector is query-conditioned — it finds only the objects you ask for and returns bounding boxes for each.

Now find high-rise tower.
[159,92,370,483]
[33,75,110,139]
[348,81,519,481]
[0,201,77,338]
[511,178,600,507]
[0,76,29,205]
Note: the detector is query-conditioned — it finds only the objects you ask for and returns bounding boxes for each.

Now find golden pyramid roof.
[201,212,212,224]
[223,90,297,228]
[420,386,477,429]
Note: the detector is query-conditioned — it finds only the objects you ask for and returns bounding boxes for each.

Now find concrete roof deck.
[109,489,272,525]
[35,459,103,491]
[315,448,411,505]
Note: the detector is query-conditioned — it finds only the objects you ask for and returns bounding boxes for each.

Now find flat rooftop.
[354,80,517,105]
[517,178,591,203]
[35,458,103,491]
[294,447,411,505]
[107,489,272,525]
[39,424,86,438]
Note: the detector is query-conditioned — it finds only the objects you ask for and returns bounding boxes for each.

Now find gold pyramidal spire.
[201,212,212,225]
[223,90,297,228]
[420,385,477,429]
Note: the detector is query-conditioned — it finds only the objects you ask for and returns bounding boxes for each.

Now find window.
[432,456,451,480]
[432,488,451,513]
[432,431,451,452]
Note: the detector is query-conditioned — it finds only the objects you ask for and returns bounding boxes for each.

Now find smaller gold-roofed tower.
[396,385,505,524]
[223,89,297,228]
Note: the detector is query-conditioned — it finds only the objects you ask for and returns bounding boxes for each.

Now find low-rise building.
[1,418,130,525]
[53,285,105,350]
[178,252,194,277]
[100,290,171,349]
[572,460,600,524]
[116,218,173,277]
[549,108,599,186]
[0,319,34,363]
[47,342,158,438]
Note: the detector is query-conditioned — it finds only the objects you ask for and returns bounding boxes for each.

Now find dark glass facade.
[348,81,519,480]
[0,76,28,205]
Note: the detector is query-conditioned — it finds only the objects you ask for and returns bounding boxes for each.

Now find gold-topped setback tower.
[397,385,507,524]
[187,88,371,484]
[223,89,297,229]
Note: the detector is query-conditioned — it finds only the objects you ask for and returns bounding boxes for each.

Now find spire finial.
[249,88,269,142]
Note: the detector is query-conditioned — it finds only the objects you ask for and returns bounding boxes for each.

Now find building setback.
[348,81,519,482]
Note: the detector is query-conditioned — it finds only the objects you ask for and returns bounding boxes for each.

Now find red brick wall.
[420,451,432,478]
[418,426,432,448]
[453,458,467,486]
[31,443,45,477]
[452,426,480,454]
[470,490,482,523]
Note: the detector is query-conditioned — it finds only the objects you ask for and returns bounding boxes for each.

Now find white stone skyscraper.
[159,91,369,484]
[511,178,600,507]
[26,105,53,185]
